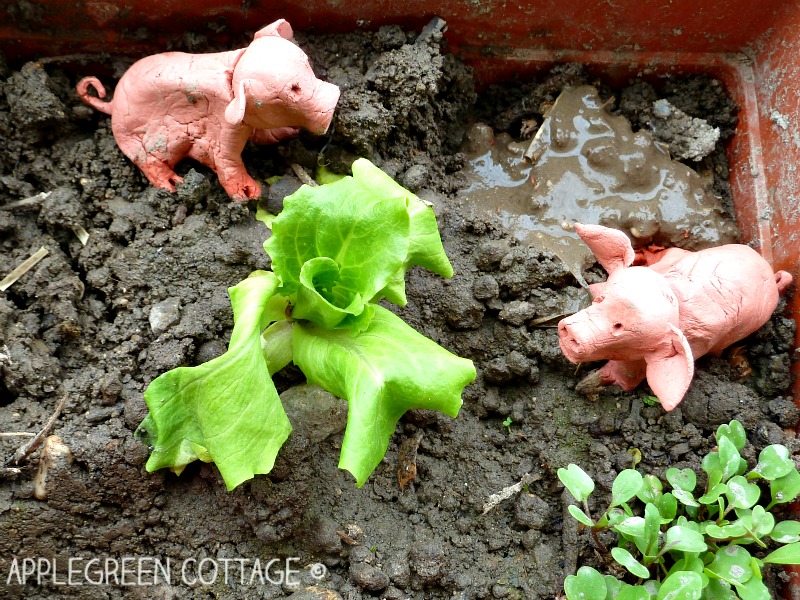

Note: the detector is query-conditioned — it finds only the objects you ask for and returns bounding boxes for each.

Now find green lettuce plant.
[559,420,800,600]
[139,159,476,490]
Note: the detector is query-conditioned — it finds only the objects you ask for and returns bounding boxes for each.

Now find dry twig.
[0,191,51,211]
[12,394,67,464]
[0,467,21,479]
[290,163,318,187]
[482,473,534,515]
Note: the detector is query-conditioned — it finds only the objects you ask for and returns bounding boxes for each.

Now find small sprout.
[763,542,800,565]
[611,547,650,579]
[658,571,702,599]
[558,464,595,503]
[641,395,660,407]
[627,447,642,468]
[716,419,746,450]
[564,566,607,600]
[749,444,794,481]
[666,467,696,492]
[502,416,513,434]
[610,469,643,507]
[560,420,800,599]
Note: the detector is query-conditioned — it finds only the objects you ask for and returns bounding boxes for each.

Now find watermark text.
[5,556,326,587]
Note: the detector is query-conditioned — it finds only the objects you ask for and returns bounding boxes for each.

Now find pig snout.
[305,80,340,134]
[558,316,600,363]
[558,304,647,363]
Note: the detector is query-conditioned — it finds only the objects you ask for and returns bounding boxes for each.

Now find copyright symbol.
[309,563,327,580]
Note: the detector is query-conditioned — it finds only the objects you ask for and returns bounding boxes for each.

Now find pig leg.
[115,136,184,192]
[192,128,260,202]
[215,147,261,202]
[139,159,184,192]
[576,359,647,396]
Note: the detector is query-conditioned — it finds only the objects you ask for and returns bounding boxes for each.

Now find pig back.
[112,50,240,122]
[657,244,780,357]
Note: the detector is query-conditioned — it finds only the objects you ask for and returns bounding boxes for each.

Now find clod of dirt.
[5,61,67,127]
[301,514,343,555]
[38,187,86,231]
[514,491,552,529]
[280,384,348,443]
[408,541,444,589]
[265,174,303,214]
[472,274,500,300]
[350,562,390,591]
[649,99,720,161]
[766,397,800,427]
[176,168,211,205]
[618,76,739,140]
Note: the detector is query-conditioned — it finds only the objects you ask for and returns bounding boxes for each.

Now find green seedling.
[138,159,476,490]
[641,395,660,407]
[559,420,800,600]
[503,416,513,434]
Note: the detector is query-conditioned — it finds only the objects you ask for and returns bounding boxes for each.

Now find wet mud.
[458,84,739,288]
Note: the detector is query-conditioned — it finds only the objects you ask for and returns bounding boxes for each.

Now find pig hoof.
[227,179,262,202]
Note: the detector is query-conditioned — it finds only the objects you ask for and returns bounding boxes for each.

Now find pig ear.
[574,223,635,275]
[254,19,294,40]
[645,324,694,412]
[225,80,248,126]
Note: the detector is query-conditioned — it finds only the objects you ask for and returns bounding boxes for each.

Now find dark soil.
[0,24,797,600]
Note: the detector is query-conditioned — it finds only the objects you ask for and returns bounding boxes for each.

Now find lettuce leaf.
[264,163,410,318]
[140,271,291,490]
[350,159,454,305]
[265,158,453,312]
[292,305,476,486]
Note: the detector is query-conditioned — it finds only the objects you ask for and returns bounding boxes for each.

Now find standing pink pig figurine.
[76,19,340,201]
[558,223,793,411]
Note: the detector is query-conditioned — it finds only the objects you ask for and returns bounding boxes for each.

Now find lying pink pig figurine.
[558,223,793,411]
[76,19,340,201]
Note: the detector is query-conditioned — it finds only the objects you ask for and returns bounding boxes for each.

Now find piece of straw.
[0,247,49,292]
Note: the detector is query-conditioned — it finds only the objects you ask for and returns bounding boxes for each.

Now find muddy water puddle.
[457,85,740,288]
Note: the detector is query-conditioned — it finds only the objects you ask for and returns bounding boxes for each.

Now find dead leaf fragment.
[728,346,752,379]
[397,430,424,490]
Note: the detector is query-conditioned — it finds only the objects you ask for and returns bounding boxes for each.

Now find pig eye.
[291,83,301,93]
[613,322,623,331]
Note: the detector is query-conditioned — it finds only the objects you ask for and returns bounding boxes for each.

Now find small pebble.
[148,298,181,334]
